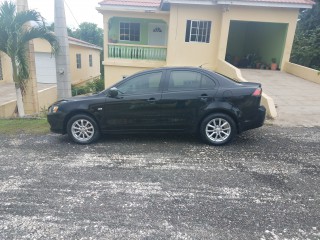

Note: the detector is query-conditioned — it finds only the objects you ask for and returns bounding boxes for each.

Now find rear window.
[168,70,216,91]
[206,71,240,87]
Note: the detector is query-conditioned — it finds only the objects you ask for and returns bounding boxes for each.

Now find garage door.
[35,53,57,83]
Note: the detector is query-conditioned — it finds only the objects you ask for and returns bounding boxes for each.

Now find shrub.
[72,77,105,96]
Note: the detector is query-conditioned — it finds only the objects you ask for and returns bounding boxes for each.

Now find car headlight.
[48,105,59,113]
[48,100,69,113]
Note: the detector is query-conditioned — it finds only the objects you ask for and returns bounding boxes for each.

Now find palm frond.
[15,45,29,94]
[15,9,45,28]
[0,28,9,53]
[0,1,16,23]
[21,26,60,54]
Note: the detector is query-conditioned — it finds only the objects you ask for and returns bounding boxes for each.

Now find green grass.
[0,118,50,135]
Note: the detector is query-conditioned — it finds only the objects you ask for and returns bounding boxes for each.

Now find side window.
[201,75,216,89]
[117,72,162,95]
[168,71,202,91]
[89,54,93,67]
[76,54,81,69]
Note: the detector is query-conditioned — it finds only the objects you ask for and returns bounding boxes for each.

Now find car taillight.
[252,88,262,96]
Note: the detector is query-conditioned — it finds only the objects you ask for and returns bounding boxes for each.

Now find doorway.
[226,21,288,70]
[148,23,167,46]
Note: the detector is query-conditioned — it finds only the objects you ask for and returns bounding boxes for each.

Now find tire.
[200,113,236,146]
[67,114,100,144]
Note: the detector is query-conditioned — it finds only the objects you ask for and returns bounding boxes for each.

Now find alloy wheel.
[71,119,95,142]
[205,118,231,143]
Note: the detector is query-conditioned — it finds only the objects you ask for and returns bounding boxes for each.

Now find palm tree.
[0,1,59,117]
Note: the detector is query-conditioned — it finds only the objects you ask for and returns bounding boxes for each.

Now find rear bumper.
[239,106,266,132]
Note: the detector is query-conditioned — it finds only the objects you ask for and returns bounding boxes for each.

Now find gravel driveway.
[0,125,319,239]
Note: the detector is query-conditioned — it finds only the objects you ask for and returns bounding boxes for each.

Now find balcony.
[108,43,167,61]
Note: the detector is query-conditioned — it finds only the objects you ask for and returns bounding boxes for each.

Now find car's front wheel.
[200,113,236,146]
[67,114,100,144]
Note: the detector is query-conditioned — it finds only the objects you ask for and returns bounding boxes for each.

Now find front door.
[148,23,167,46]
[102,71,165,131]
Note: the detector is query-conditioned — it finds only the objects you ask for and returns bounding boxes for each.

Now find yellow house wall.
[69,44,101,85]
[0,52,13,83]
[38,85,58,110]
[0,100,16,118]
[166,4,222,69]
[33,38,52,52]
[284,62,320,85]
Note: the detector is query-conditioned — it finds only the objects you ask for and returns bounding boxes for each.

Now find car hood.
[60,94,102,103]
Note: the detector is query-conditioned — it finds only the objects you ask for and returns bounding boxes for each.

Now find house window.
[120,22,140,42]
[185,20,212,43]
[76,54,81,69]
[0,56,3,80]
[89,54,93,67]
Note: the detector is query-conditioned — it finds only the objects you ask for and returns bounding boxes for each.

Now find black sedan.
[47,67,266,145]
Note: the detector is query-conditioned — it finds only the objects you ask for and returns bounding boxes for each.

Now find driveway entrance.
[241,69,320,126]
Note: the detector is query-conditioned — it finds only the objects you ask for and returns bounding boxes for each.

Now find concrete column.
[217,8,231,61]
[55,0,72,99]
[16,0,40,115]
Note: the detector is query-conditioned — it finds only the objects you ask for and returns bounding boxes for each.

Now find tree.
[47,23,75,38]
[73,22,103,47]
[0,1,59,117]
[291,0,320,70]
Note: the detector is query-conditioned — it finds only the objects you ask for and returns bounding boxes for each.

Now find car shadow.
[98,132,201,145]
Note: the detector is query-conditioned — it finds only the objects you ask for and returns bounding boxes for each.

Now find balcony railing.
[108,43,167,61]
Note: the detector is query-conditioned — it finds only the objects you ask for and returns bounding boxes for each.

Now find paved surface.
[241,69,320,127]
[0,126,320,239]
[0,83,56,104]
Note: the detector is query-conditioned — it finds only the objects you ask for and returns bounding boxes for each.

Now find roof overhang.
[162,0,217,5]
[96,5,162,13]
[217,0,313,9]
[162,0,314,9]
[68,38,102,51]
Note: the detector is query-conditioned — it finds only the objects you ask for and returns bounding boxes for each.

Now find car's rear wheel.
[67,114,100,144]
[200,113,236,146]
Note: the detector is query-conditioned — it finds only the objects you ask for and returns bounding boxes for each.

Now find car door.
[102,71,165,131]
[159,69,218,130]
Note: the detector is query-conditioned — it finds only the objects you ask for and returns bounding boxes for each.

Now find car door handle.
[199,94,209,101]
[147,98,156,103]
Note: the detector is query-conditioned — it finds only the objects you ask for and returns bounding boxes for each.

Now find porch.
[106,16,168,62]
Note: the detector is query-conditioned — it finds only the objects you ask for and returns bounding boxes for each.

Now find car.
[47,67,266,145]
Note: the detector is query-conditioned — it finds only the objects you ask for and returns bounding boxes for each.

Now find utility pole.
[54,0,72,99]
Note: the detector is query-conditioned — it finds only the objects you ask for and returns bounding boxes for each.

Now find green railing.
[108,43,167,61]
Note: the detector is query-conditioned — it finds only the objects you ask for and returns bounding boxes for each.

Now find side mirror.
[108,87,119,98]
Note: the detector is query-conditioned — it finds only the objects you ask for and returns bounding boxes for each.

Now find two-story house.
[97,0,314,88]
[97,0,314,118]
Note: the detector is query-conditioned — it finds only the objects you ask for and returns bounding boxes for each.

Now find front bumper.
[239,106,266,132]
[47,112,67,134]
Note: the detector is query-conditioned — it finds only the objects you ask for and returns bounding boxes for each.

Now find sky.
[0,0,103,29]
